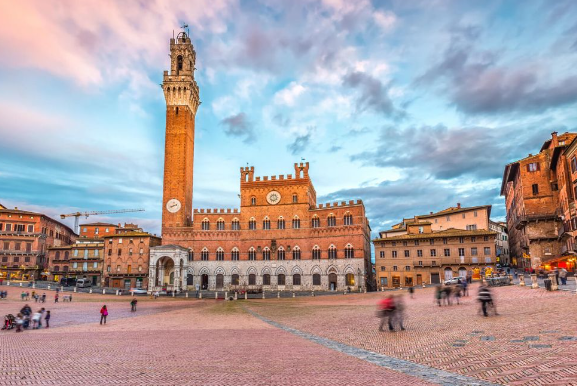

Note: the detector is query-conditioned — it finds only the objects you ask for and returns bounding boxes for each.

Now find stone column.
[548,273,558,291]
[174,264,181,292]
[148,265,156,292]
[530,274,539,289]
[158,266,165,286]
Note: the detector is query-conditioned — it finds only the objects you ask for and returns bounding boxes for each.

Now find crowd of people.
[2,303,51,332]
[377,279,500,331]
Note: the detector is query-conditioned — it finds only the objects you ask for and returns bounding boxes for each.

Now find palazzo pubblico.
[149,32,371,293]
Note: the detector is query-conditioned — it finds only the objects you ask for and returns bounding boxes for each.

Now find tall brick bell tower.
[161,31,200,232]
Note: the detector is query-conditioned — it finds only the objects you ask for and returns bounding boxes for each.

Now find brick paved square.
[0,284,575,385]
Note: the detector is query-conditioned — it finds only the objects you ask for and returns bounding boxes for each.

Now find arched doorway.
[328,273,337,290]
[444,267,453,281]
[201,274,208,290]
[458,267,467,279]
[216,274,224,289]
[345,273,355,286]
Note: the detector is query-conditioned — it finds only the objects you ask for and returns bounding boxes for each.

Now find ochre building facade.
[374,205,497,288]
[151,32,371,292]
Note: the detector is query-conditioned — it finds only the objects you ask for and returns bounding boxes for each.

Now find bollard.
[531,274,539,289]
[172,291,175,298]
[32,283,35,289]
[548,273,558,291]
[199,292,202,299]
[20,283,22,287]
[244,292,247,300]
[234,292,238,300]
[61,286,64,292]
[519,274,525,286]
[89,289,93,294]
[74,287,77,293]
[131,291,134,296]
[6,281,10,286]
[277,292,280,298]
[215,292,218,299]
[225,291,228,300]
[47,285,51,290]
[262,291,265,299]
[292,292,295,298]
[364,288,367,294]
[102,289,106,295]
[185,292,189,298]
[312,291,315,297]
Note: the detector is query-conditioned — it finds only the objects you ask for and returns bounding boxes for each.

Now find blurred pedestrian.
[559,268,568,285]
[408,286,415,299]
[130,298,137,312]
[195,283,200,298]
[32,310,41,329]
[435,284,442,306]
[100,305,108,325]
[44,310,50,328]
[392,295,406,331]
[54,293,59,303]
[41,293,46,303]
[38,308,45,328]
[15,313,23,332]
[377,295,395,332]
[477,283,493,317]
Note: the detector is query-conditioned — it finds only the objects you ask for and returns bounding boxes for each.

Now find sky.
[1,0,577,236]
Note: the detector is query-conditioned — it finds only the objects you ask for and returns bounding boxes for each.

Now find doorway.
[431,273,440,284]
[416,274,422,285]
[458,268,467,279]
[124,279,131,289]
[444,268,453,281]
[216,274,224,289]
[328,273,337,290]
[392,275,400,288]
[201,274,209,290]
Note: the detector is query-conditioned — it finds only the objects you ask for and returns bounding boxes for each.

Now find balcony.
[558,221,572,240]
[0,249,39,255]
[0,231,42,237]
[68,268,101,274]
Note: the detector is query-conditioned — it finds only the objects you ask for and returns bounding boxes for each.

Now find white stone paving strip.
[245,308,500,386]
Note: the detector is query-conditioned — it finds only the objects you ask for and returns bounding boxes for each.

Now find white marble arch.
[275,266,287,275]
[310,265,322,275]
[291,265,303,275]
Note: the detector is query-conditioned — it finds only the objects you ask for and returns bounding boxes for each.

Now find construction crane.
[60,209,145,234]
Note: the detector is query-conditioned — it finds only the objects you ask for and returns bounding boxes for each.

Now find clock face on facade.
[266,191,281,205]
[166,198,182,213]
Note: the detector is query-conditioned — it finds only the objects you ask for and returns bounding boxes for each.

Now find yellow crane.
[60,209,145,234]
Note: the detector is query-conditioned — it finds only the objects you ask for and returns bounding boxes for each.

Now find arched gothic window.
[311,216,320,228]
[251,197,256,206]
[201,248,209,261]
[278,247,285,260]
[248,247,256,261]
[216,248,224,261]
[328,245,337,259]
[232,218,240,230]
[177,55,183,72]
[277,217,285,230]
[292,216,300,229]
[344,213,353,225]
[345,244,354,259]
[327,215,336,227]
[201,218,210,231]
[231,247,239,261]
[263,217,271,230]
[262,247,271,260]
[249,217,257,230]
[292,246,301,260]
[312,245,321,260]
[217,219,225,230]
[292,194,298,203]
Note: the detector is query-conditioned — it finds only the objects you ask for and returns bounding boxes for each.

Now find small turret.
[294,162,309,179]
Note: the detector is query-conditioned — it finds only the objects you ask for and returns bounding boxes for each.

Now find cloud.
[272,113,291,127]
[287,133,312,155]
[220,112,256,143]
[417,23,577,115]
[328,145,342,152]
[274,82,306,106]
[351,123,549,180]
[342,71,405,119]
[320,176,503,233]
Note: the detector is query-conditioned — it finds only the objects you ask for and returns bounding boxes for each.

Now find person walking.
[559,268,568,285]
[477,283,492,317]
[377,295,396,332]
[408,286,415,299]
[44,310,50,328]
[435,284,443,306]
[15,313,23,332]
[41,293,46,303]
[31,310,41,329]
[130,298,137,312]
[38,308,45,328]
[195,283,200,298]
[54,293,59,303]
[392,295,406,331]
[100,305,108,325]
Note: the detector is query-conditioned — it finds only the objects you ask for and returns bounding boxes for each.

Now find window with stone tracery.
[292,246,301,260]
[328,245,337,259]
[201,249,209,261]
[248,248,256,261]
[312,246,321,259]
[201,218,210,231]
[217,219,225,230]
[278,247,285,260]
[231,248,239,261]
[262,248,271,260]
[311,216,320,228]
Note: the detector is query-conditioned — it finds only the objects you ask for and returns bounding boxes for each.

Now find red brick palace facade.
[150,32,371,292]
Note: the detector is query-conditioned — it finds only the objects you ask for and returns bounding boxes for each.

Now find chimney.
[457,203,461,209]
[551,131,558,147]
[430,212,433,215]
[14,207,18,210]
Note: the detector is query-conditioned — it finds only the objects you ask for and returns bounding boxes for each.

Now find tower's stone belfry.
[161,31,200,231]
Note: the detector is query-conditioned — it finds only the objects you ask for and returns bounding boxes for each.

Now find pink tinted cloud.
[0,0,236,88]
